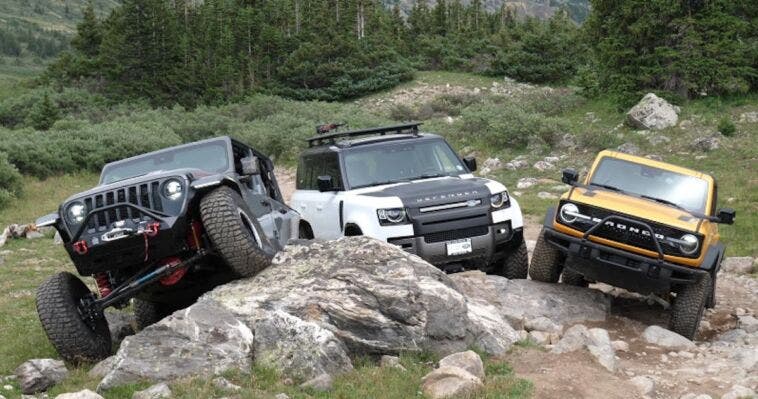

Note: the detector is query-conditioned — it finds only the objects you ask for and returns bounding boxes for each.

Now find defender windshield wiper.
[640,195,687,211]
[352,179,409,189]
[415,173,447,180]
[588,183,624,192]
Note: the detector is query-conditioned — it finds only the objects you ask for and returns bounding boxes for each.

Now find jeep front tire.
[494,239,528,279]
[133,299,175,330]
[669,273,711,340]
[36,272,112,364]
[200,186,273,278]
[528,229,564,283]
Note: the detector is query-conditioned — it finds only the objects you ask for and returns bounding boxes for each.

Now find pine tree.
[71,1,102,57]
[28,92,60,131]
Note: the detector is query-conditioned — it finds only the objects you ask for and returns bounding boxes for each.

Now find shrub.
[457,103,568,149]
[717,117,736,136]
[0,152,22,209]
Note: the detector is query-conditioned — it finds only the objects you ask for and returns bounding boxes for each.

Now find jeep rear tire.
[133,299,175,330]
[528,229,564,283]
[36,272,112,364]
[495,239,528,279]
[670,273,711,340]
[200,186,273,278]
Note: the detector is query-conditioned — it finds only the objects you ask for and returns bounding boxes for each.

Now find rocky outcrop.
[132,383,171,399]
[54,389,104,399]
[626,93,680,130]
[421,351,485,399]
[551,325,617,372]
[642,325,695,350]
[721,257,755,275]
[15,359,68,394]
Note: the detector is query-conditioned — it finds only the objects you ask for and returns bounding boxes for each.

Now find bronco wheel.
[133,299,175,330]
[528,229,564,283]
[36,272,112,364]
[561,259,589,287]
[669,273,711,340]
[200,186,273,278]
[494,239,528,279]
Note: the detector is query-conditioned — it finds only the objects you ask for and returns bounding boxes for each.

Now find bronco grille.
[424,226,489,243]
[558,201,701,258]
[83,181,165,230]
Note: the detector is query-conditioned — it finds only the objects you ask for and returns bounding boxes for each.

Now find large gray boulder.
[627,93,680,130]
[96,237,520,389]
[15,359,68,394]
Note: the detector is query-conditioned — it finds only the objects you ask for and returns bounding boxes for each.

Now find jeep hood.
[356,177,495,208]
[566,187,703,232]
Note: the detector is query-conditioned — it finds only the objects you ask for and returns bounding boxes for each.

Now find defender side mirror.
[317,175,335,192]
[716,208,735,225]
[463,156,477,172]
[562,168,579,185]
[240,156,260,176]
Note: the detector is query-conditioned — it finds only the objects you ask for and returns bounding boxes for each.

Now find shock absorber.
[94,272,113,298]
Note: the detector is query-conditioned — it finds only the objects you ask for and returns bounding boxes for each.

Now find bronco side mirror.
[716,208,735,225]
[562,168,579,185]
[240,156,260,176]
[317,175,335,192]
[463,156,477,172]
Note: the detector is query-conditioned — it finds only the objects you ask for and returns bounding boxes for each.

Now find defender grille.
[424,226,489,243]
[84,180,166,230]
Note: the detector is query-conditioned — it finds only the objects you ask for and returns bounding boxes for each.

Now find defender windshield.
[589,157,709,213]
[344,139,468,189]
[100,140,230,184]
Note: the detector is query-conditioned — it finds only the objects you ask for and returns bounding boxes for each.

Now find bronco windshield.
[589,157,710,213]
[344,139,468,189]
[100,140,230,184]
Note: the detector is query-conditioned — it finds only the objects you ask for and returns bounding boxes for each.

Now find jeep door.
[292,152,344,239]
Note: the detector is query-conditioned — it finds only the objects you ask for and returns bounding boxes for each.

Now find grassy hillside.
[0,0,118,33]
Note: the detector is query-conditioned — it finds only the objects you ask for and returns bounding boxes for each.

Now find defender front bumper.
[388,222,521,268]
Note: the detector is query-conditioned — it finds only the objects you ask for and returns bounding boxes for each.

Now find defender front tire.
[669,273,711,340]
[36,272,112,364]
[528,229,564,283]
[495,239,528,279]
[200,186,273,278]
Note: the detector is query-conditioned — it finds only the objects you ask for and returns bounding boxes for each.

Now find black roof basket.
[307,122,422,147]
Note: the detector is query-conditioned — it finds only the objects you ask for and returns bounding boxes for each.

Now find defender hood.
[357,177,497,208]
[567,187,703,232]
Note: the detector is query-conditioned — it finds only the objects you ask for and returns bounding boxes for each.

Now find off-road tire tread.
[133,299,173,330]
[561,261,589,287]
[36,272,111,364]
[498,239,529,279]
[670,273,711,340]
[528,229,563,283]
[200,186,272,278]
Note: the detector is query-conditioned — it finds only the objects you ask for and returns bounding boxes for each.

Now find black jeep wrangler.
[35,137,299,363]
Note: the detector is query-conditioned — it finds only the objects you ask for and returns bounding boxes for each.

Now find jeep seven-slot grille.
[84,181,164,230]
[558,201,701,258]
[424,226,489,243]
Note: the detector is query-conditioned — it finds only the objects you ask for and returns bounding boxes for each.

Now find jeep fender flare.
[190,175,244,196]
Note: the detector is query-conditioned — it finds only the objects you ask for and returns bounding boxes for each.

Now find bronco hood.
[357,177,497,208]
[566,187,703,232]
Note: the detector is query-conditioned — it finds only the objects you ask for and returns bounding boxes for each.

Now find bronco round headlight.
[67,202,87,224]
[162,179,184,201]
[678,234,699,255]
[559,203,580,224]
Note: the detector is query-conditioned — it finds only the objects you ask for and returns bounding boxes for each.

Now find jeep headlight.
[67,202,87,224]
[490,192,508,209]
[162,179,184,201]
[559,203,580,224]
[377,208,406,225]
[678,234,699,255]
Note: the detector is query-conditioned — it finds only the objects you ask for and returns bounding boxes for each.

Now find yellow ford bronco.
[529,150,735,339]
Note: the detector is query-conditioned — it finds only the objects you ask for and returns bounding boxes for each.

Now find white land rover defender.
[291,123,528,277]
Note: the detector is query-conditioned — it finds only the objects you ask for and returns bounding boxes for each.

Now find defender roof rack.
[307,122,422,147]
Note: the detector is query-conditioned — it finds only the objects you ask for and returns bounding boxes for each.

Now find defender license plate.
[446,238,472,256]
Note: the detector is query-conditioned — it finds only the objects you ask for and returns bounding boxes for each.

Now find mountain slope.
[383,0,590,23]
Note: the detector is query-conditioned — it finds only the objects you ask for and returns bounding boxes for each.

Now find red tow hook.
[145,222,160,237]
[73,240,88,255]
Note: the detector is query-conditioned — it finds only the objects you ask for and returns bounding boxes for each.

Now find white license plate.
[446,238,472,256]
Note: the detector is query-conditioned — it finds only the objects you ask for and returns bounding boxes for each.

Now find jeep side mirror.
[463,156,477,172]
[317,175,335,192]
[716,208,735,225]
[562,168,579,185]
[240,156,260,176]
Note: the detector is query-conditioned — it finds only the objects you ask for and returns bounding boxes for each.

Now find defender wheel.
[133,299,174,330]
[528,229,564,283]
[495,239,528,279]
[561,260,589,287]
[200,186,273,278]
[36,272,112,364]
[669,273,711,340]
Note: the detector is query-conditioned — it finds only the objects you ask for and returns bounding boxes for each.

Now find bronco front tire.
[528,229,564,283]
[36,272,112,364]
[495,239,528,279]
[670,273,711,340]
[200,186,273,278]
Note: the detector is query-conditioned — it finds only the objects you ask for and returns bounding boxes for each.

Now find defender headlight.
[162,179,184,201]
[490,192,508,209]
[377,208,406,224]
[678,234,699,255]
[67,202,87,224]
[559,203,580,224]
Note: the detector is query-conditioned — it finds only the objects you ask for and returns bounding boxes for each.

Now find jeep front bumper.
[388,222,521,269]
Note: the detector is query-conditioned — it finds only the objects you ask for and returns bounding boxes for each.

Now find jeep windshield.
[100,140,230,184]
[344,139,468,189]
[589,157,709,213]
